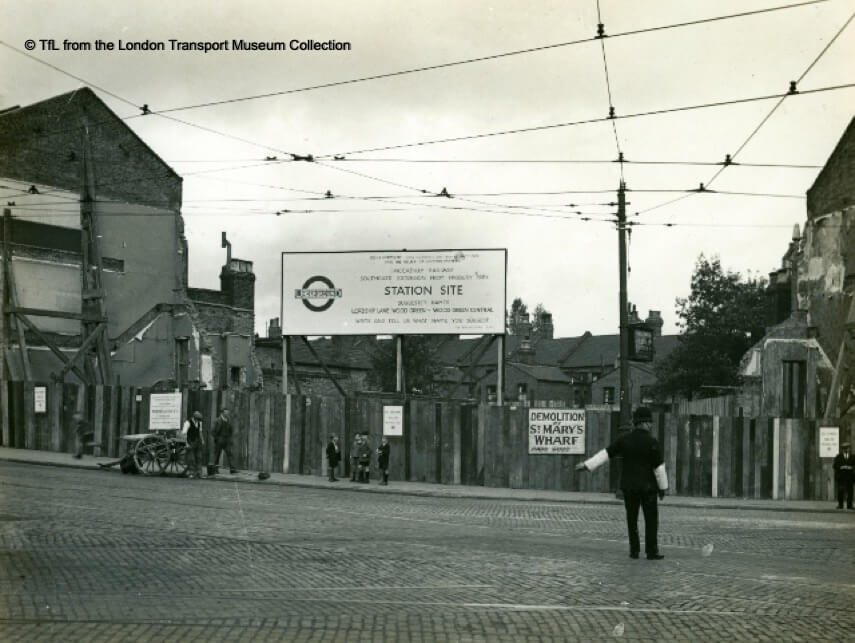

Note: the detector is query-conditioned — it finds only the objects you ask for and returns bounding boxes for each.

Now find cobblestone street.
[0,461,853,641]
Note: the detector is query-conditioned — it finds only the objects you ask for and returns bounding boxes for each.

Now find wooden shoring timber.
[56,325,105,382]
[299,336,347,398]
[80,121,113,385]
[2,212,32,381]
[824,293,855,420]
[13,313,88,384]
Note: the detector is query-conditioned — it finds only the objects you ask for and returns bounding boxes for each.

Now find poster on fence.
[819,426,839,458]
[149,393,182,431]
[528,409,586,454]
[383,406,403,437]
[34,386,47,414]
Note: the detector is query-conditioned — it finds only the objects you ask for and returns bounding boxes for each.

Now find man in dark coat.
[326,435,341,482]
[181,411,205,479]
[833,441,853,510]
[211,408,236,475]
[377,436,390,485]
[575,406,669,560]
[350,434,361,481]
[357,433,372,483]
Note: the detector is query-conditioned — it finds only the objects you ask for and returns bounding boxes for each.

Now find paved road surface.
[0,462,853,641]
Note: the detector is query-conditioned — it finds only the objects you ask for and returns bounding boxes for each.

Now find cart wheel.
[160,440,189,477]
[134,436,164,475]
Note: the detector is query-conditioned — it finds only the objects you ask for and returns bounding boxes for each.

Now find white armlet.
[654,463,669,490]
[584,449,609,471]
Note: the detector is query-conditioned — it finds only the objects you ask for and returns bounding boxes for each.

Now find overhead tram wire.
[322,82,855,158]
[704,6,855,190]
[99,0,830,118]
[638,6,855,218]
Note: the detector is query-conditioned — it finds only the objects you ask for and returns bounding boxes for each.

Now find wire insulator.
[140,104,151,115]
[608,106,616,119]
[325,190,334,199]
[438,187,452,198]
[788,81,799,95]
[596,23,606,38]
[724,154,732,166]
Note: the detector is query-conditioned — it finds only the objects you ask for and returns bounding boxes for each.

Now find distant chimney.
[517,312,532,339]
[628,303,641,324]
[538,312,554,340]
[267,317,281,338]
[645,310,664,336]
[517,337,535,364]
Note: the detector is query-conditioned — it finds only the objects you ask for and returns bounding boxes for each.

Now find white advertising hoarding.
[528,408,586,454]
[282,249,506,335]
[819,426,839,458]
[383,406,403,437]
[149,393,183,431]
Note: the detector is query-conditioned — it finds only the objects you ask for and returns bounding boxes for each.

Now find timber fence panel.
[0,380,9,447]
[508,407,525,489]
[49,381,62,452]
[23,382,35,449]
[440,402,457,485]
[9,381,23,448]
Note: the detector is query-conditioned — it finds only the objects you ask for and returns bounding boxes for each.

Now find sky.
[2,0,854,338]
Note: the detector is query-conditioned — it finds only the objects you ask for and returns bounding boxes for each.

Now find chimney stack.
[267,317,281,338]
[538,312,554,340]
[645,310,664,337]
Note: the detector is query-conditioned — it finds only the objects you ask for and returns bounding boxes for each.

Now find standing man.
[377,436,390,485]
[211,408,237,475]
[350,434,362,482]
[181,411,205,479]
[575,407,668,560]
[326,434,341,482]
[833,441,853,510]
[357,432,372,483]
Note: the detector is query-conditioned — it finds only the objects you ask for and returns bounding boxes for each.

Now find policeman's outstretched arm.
[575,449,610,472]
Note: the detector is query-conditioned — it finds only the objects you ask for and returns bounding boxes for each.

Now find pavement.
[0,445,844,514]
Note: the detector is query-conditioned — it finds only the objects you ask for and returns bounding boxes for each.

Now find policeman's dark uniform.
[833,441,853,509]
[577,407,669,559]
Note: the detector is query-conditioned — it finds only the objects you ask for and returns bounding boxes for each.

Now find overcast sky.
[2,0,854,338]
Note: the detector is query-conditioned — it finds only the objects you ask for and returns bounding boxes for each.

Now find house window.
[782,360,806,418]
[487,385,497,403]
[230,366,242,388]
[517,383,528,403]
[603,387,615,405]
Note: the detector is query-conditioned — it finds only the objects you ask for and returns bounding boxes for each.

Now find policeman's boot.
[382,472,389,486]
[364,470,370,484]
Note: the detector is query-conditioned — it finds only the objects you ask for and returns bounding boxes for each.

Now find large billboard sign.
[281,249,507,335]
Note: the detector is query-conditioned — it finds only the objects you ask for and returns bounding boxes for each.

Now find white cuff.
[654,464,669,491]
[584,449,609,471]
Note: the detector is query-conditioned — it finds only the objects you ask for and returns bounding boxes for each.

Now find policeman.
[575,406,669,560]
[834,441,853,510]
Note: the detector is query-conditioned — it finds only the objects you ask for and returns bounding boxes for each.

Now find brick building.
[740,116,855,420]
[0,88,258,389]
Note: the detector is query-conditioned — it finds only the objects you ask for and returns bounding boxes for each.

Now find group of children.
[326,433,390,485]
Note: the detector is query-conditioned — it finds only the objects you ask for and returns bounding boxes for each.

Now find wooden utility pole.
[617,181,631,428]
[396,335,403,393]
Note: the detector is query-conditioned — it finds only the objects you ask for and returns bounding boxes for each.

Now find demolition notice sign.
[528,409,586,454]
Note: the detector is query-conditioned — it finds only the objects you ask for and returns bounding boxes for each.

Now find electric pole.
[617,181,631,429]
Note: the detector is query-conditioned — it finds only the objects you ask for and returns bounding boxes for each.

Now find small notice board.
[149,393,182,431]
[383,406,403,437]
[819,426,839,458]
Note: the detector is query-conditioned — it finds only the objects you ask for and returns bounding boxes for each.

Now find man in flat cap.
[833,440,853,510]
[576,406,668,560]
